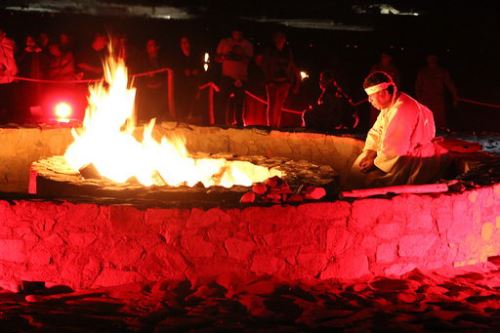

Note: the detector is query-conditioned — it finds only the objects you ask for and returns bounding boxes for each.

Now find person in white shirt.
[349,71,449,189]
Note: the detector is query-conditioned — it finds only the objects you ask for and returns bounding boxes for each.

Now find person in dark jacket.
[303,71,353,131]
[262,31,299,128]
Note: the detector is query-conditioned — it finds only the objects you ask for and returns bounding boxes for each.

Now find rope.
[12,70,500,110]
[244,90,303,115]
[11,67,171,84]
[13,76,100,84]
[458,97,500,109]
[351,98,368,107]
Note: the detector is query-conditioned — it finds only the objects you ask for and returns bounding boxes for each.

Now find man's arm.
[77,62,101,75]
[359,149,377,173]
[375,101,417,172]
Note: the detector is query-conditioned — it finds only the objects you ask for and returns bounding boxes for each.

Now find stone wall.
[0,124,363,193]
[0,184,498,290]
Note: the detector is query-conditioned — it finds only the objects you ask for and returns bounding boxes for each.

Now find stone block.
[384,263,417,276]
[68,232,96,248]
[321,252,371,280]
[225,238,255,261]
[182,235,216,258]
[109,205,147,235]
[186,207,232,229]
[108,241,144,268]
[398,234,438,258]
[373,223,402,240]
[296,201,351,221]
[326,226,354,257]
[376,243,397,264]
[362,235,378,252]
[350,199,392,231]
[431,195,453,234]
[93,268,143,288]
[296,252,328,276]
[0,226,12,238]
[0,239,26,263]
[28,246,52,266]
[250,254,282,275]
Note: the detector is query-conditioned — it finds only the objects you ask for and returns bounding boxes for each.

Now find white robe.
[350,93,448,188]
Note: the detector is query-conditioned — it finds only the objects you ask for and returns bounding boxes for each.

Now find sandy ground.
[1,258,499,332]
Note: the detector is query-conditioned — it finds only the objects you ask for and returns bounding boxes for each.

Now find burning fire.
[64,54,282,188]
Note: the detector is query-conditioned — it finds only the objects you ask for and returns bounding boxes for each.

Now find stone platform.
[0,124,498,290]
[0,183,498,290]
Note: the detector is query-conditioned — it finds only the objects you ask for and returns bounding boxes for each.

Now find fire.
[64,54,282,188]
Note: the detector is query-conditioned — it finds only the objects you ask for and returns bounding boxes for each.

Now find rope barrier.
[243,90,303,115]
[458,97,500,109]
[12,67,171,84]
[10,71,500,111]
[13,76,100,84]
[351,99,368,107]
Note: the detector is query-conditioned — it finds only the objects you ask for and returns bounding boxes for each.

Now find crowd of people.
[1,26,459,132]
[0,24,468,188]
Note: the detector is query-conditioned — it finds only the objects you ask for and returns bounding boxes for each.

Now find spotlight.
[54,102,73,123]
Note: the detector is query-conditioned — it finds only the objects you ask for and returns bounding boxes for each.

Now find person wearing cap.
[348,71,448,188]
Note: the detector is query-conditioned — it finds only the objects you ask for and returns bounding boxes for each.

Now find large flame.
[64,55,281,188]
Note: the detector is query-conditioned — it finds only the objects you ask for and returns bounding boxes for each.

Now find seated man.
[349,71,448,189]
[303,71,354,131]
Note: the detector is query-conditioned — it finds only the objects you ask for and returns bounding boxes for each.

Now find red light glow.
[54,102,73,123]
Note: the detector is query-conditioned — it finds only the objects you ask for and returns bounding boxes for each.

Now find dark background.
[1,0,499,131]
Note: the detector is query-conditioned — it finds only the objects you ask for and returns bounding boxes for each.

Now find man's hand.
[359,150,376,173]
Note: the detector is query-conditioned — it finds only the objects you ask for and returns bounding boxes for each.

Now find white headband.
[364,82,393,95]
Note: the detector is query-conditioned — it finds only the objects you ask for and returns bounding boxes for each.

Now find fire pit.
[0,52,497,291]
[26,52,338,207]
[30,154,338,207]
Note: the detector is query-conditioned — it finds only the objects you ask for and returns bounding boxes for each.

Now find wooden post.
[167,69,176,120]
[340,183,449,199]
[199,82,220,126]
[208,85,215,125]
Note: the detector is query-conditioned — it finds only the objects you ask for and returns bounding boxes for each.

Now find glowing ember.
[64,54,282,188]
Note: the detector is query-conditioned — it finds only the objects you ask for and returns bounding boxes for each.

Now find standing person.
[349,71,448,189]
[172,36,203,123]
[302,71,353,131]
[215,28,253,126]
[135,39,169,123]
[416,53,459,130]
[76,33,108,80]
[262,31,299,128]
[0,28,18,123]
[47,43,76,81]
[17,35,44,122]
[59,32,74,54]
[368,51,401,127]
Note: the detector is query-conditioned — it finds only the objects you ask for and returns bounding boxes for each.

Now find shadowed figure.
[416,53,459,130]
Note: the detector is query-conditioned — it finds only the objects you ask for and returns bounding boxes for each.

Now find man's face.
[180,37,190,54]
[231,30,243,41]
[368,89,392,110]
[93,36,108,50]
[146,40,159,56]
